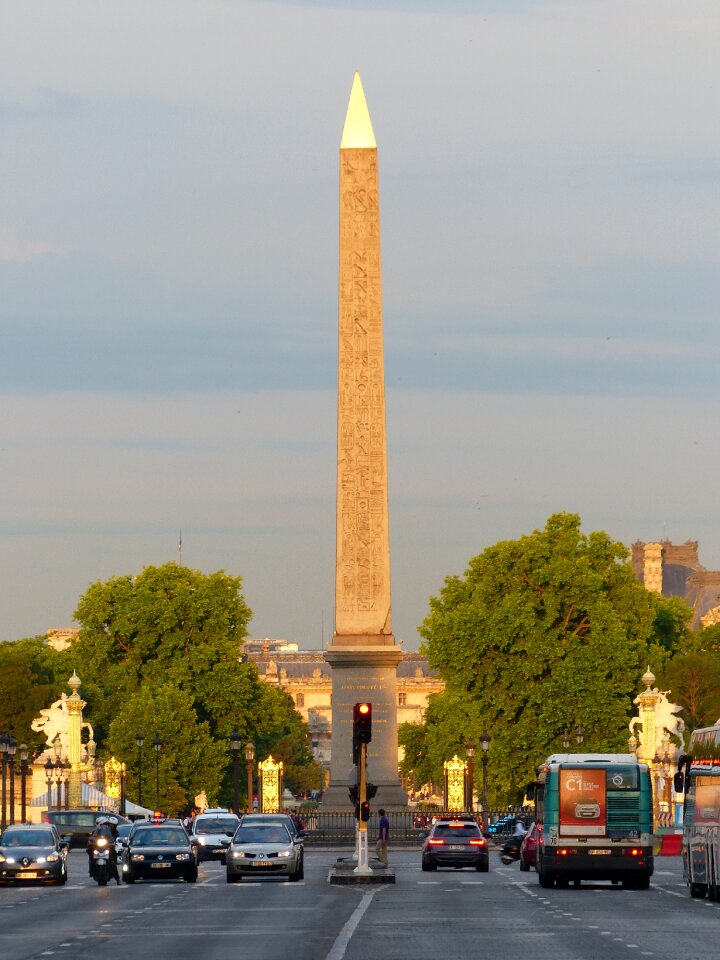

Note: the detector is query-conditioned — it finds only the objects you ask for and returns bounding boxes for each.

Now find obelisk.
[323,73,407,808]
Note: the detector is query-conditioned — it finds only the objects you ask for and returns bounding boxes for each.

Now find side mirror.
[298,830,307,838]
[418,831,427,840]
[673,771,685,794]
[220,837,231,846]
[61,836,72,845]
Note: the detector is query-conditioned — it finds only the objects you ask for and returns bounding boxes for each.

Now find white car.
[190,810,240,863]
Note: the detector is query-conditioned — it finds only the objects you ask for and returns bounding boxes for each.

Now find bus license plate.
[589,849,611,855]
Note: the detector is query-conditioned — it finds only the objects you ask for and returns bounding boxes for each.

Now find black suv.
[421,818,489,872]
[42,810,130,849]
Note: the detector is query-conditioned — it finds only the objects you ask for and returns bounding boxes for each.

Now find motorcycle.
[499,835,522,865]
[90,835,115,886]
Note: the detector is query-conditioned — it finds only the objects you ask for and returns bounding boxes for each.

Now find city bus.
[531,753,654,889]
[674,720,720,899]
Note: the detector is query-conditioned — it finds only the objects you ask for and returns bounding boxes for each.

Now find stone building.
[242,639,445,771]
[632,540,720,628]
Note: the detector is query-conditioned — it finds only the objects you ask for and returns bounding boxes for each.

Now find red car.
[519,822,538,872]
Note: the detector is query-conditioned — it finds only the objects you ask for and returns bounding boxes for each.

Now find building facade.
[242,640,445,771]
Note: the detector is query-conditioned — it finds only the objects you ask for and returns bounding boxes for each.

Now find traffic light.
[348,784,359,804]
[366,782,378,801]
[360,801,370,822]
[352,702,372,764]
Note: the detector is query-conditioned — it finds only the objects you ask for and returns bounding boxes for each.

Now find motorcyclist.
[87,816,121,885]
[501,817,528,861]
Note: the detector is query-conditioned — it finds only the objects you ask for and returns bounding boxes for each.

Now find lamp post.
[231,731,242,813]
[135,731,145,807]
[480,732,491,828]
[44,758,54,813]
[465,739,476,812]
[7,736,17,825]
[53,760,64,811]
[575,726,584,746]
[245,742,256,812]
[19,744,29,823]
[120,762,127,817]
[153,735,163,809]
[0,734,8,830]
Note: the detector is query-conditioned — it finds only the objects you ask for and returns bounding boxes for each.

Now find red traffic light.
[358,703,370,715]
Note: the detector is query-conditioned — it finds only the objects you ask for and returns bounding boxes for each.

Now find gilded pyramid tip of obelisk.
[340,71,376,149]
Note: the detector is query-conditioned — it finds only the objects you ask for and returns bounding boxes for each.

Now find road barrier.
[299,809,517,847]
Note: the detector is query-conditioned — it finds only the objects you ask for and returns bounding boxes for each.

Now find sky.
[2,0,720,650]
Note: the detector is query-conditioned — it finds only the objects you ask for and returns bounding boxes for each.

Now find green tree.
[417,513,680,803]
[106,682,226,814]
[0,637,74,753]
[70,562,319,807]
[658,652,720,732]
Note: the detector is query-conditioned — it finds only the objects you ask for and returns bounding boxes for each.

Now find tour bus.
[674,720,720,899]
[531,753,654,889]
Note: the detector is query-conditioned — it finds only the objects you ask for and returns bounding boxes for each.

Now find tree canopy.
[404,513,689,804]
[49,562,321,811]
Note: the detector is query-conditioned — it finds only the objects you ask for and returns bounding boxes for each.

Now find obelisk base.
[322,644,408,810]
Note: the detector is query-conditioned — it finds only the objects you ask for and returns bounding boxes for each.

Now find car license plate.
[252,861,275,867]
[19,871,39,878]
[589,849,611,855]
[448,845,465,850]
[151,862,171,868]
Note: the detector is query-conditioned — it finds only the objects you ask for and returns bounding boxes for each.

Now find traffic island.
[328,857,396,885]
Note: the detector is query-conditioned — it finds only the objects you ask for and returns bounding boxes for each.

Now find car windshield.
[132,828,188,846]
[1,830,55,847]
[116,824,132,838]
[195,817,238,834]
[234,826,290,845]
[433,824,481,838]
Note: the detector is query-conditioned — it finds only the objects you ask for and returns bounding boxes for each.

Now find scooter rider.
[87,816,121,885]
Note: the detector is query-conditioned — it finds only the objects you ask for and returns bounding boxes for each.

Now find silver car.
[226,822,303,883]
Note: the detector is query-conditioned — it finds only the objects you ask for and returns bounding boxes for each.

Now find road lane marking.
[325,888,382,960]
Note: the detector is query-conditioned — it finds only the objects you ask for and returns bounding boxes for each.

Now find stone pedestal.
[322,646,407,809]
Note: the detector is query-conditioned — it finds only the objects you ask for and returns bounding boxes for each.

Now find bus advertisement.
[533,753,653,890]
[674,720,720,900]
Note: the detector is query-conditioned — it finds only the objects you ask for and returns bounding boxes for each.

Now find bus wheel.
[708,885,718,902]
[625,875,650,890]
[556,878,569,889]
[538,872,554,889]
[690,883,707,899]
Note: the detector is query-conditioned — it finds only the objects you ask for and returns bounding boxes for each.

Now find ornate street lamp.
[245,742,256,812]
[7,736,17,825]
[135,731,145,807]
[53,760,64,811]
[120,762,127,817]
[575,726,584,746]
[62,758,72,809]
[479,732,491,828]
[0,734,8,830]
[153,735,163,809]
[465,739,476,812]
[230,731,242,813]
[561,728,571,750]
[19,744,29,823]
[44,757,54,813]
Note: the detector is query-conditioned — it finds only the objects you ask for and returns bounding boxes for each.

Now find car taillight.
[469,839,486,846]
[624,848,643,857]
[428,838,445,846]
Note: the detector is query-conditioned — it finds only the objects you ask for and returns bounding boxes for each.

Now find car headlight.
[5,857,16,864]
[0,855,5,863]
[197,837,207,845]
[233,851,245,858]
[175,853,191,861]
[131,854,145,861]
[278,850,291,858]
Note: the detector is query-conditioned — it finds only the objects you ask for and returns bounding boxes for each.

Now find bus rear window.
[606,767,639,790]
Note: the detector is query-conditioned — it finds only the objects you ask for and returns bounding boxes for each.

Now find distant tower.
[323,74,406,807]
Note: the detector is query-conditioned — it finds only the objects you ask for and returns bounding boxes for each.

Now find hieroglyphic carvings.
[335,145,392,638]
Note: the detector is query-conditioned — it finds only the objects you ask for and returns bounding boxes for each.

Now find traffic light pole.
[354,742,372,875]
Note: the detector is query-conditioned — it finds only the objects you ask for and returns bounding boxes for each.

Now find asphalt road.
[0,849,714,960]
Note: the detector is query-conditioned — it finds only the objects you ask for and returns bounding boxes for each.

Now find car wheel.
[690,883,707,899]
[421,858,433,872]
[476,861,489,873]
[186,870,198,883]
[123,872,135,884]
[298,857,304,880]
[519,859,529,872]
[226,872,239,884]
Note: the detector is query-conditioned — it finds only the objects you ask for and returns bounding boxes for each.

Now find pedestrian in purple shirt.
[376,808,390,865]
